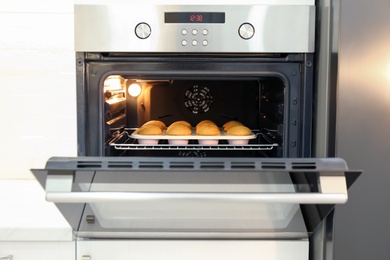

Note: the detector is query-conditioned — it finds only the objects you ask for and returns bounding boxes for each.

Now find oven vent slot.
[107,161,133,168]
[261,162,286,170]
[291,162,317,170]
[77,161,102,168]
[200,162,225,169]
[170,162,194,169]
[138,161,164,169]
[231,162,256,169]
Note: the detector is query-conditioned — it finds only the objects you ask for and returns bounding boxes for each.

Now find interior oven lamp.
[128,83,142,97]
[104,75,124,91]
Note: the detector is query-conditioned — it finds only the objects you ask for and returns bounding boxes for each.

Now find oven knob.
[135,22,151,39]
[238,23,255,40]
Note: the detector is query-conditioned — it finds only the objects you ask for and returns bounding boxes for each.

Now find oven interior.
[104,75,285,158]
[84,53,313,159]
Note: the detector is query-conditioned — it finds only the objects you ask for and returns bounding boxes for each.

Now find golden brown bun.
[141,120,166,130]
[196,120,217,131]
[169,121,192,129]
[196,124,220,136]
[223,120,243,131]
[166,124,192,136]
[226,125,252,136]
[137,124,163,135]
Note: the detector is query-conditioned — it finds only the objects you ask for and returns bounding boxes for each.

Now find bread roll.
[226,125,252,136]
[166,124,192,136]
[141,120,166,130]
[196,124,220,136]
[137,124,163,135]
[223,120,243,131]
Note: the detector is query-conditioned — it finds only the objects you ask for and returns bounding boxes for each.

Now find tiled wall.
[0,1,77,179]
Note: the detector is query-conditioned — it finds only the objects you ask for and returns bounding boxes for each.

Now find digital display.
[165,12,225,24]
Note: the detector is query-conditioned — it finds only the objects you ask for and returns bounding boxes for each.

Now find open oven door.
[32,157,360,259]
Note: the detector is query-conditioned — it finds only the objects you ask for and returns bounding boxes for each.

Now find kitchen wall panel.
[335,0,390,259]
[0,0,76,179]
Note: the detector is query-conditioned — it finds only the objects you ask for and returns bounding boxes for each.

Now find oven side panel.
[76,52,88,156]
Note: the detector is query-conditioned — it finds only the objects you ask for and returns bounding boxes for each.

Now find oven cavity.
[77,53,312,158]
[102,75,289,158]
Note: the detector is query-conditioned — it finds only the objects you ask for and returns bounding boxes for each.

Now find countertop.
[0,180,73,241]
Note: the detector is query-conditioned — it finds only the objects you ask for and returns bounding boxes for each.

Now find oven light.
[128,83,142,97]
[104,75,123,91]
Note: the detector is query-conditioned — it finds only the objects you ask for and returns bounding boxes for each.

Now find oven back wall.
[0,1,77,179]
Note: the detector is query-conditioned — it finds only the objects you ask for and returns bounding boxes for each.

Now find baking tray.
[131,128,256,145]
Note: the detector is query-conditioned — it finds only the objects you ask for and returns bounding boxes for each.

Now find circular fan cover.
[184,85,213,114]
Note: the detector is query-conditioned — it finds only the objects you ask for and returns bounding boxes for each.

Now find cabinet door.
[0,242,75,260]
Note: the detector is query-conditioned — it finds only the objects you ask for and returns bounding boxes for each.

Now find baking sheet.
[131,128,256,140]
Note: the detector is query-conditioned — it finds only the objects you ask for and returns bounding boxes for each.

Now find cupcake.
[226,125,252,136]
[169,120,192,129]
[223,120,243,132]
[137,124,163,135]
[196,120,217,132]
[166,124,192,136]
[141,120,166,130]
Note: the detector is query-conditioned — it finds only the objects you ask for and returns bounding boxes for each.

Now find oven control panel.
[135,22,255,48]
[75,4,315,53]
[177,28,210,47]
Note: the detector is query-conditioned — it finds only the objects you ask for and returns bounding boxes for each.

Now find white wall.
[0,1,77,179]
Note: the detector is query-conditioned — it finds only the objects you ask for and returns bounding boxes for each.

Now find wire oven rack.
[108,129,278,151]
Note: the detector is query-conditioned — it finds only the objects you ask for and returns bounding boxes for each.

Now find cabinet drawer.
[77,240,308,260]
[0,241,75,260]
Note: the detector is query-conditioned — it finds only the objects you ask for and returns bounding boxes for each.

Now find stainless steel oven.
[32,1,361,260]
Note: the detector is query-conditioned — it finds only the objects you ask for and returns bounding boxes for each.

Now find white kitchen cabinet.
[76,240,308,260]
[0,242,75,260]
[0,181,75,259]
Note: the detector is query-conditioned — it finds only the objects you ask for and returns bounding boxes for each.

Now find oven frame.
[75,53,314,158]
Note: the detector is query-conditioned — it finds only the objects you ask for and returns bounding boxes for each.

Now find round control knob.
[135,22,151,39]
[238,23,255,40]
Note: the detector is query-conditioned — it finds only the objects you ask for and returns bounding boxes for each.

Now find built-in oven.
[32,1,361,260]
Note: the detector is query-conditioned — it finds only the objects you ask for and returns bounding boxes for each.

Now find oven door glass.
[32,157,360,239]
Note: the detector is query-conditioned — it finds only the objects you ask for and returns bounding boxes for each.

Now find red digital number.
[190,14,203,22]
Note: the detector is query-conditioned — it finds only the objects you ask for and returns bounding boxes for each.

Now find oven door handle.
[46,191,347,204]
[45,174,348,204]
[45,175,348,204]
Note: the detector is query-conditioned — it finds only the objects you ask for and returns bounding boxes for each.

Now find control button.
[135,22,151,39]
[238,23,255,40]
[181,29,188,35]
[182,40,188,46]
[202,40,208,46]
[202,29,208,35]
[192,29,198,35]
[192,40,198,46]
